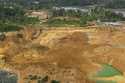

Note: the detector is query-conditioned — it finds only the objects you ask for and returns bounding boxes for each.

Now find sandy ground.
[0,27,125,83]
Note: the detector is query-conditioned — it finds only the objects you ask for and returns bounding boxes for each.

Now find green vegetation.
[84,7,125,22]
[51,80,60,83]
[0,22,22,32]
[44,18,81,27]
[105,0,125,8]
[0,5,39,32]
[0,0,92,9]
[52,9,83,18]
[45,6,125,27]
[0,0,125,31]
[0,5,120,29]
[1,0,125,9]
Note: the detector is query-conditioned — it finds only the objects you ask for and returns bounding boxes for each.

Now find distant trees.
[49,6,125,27]
[52,8,84,17]
[105,0,125,8]
[91,6,125,21]
[1,0,125,9]
[0,5,25,22]
[0,5,39,32]
[52,6,125,22]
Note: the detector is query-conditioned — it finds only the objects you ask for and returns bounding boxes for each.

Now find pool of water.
[90,64,123,83]
[0,70,18,83]
[95,64,123,77]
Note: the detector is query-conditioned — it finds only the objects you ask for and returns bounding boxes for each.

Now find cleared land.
[0,26,125,83]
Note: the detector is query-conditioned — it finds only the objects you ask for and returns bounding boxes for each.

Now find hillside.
[0,26,125,83]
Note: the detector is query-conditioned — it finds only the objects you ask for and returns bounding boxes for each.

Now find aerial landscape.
[1,0,125,83]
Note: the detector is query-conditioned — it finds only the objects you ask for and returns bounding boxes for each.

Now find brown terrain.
[0,26,125,83]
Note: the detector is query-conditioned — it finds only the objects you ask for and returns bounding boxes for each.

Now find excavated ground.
[0,27,125,83]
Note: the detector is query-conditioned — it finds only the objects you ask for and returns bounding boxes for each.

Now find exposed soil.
[0,27,125,83]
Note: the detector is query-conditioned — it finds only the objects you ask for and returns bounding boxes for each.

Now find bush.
[46,18,80,27]
[0,22,22,32]
[51,80,60,83]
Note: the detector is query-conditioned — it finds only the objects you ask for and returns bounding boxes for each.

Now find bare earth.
[0,26,125,83]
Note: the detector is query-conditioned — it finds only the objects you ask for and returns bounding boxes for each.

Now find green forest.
[0,5,39,32]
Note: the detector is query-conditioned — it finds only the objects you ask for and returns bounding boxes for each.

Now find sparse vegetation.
[25,75,60,83]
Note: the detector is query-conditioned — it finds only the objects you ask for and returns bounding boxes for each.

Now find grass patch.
[44,18,81,27]
[0,22,22,32]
